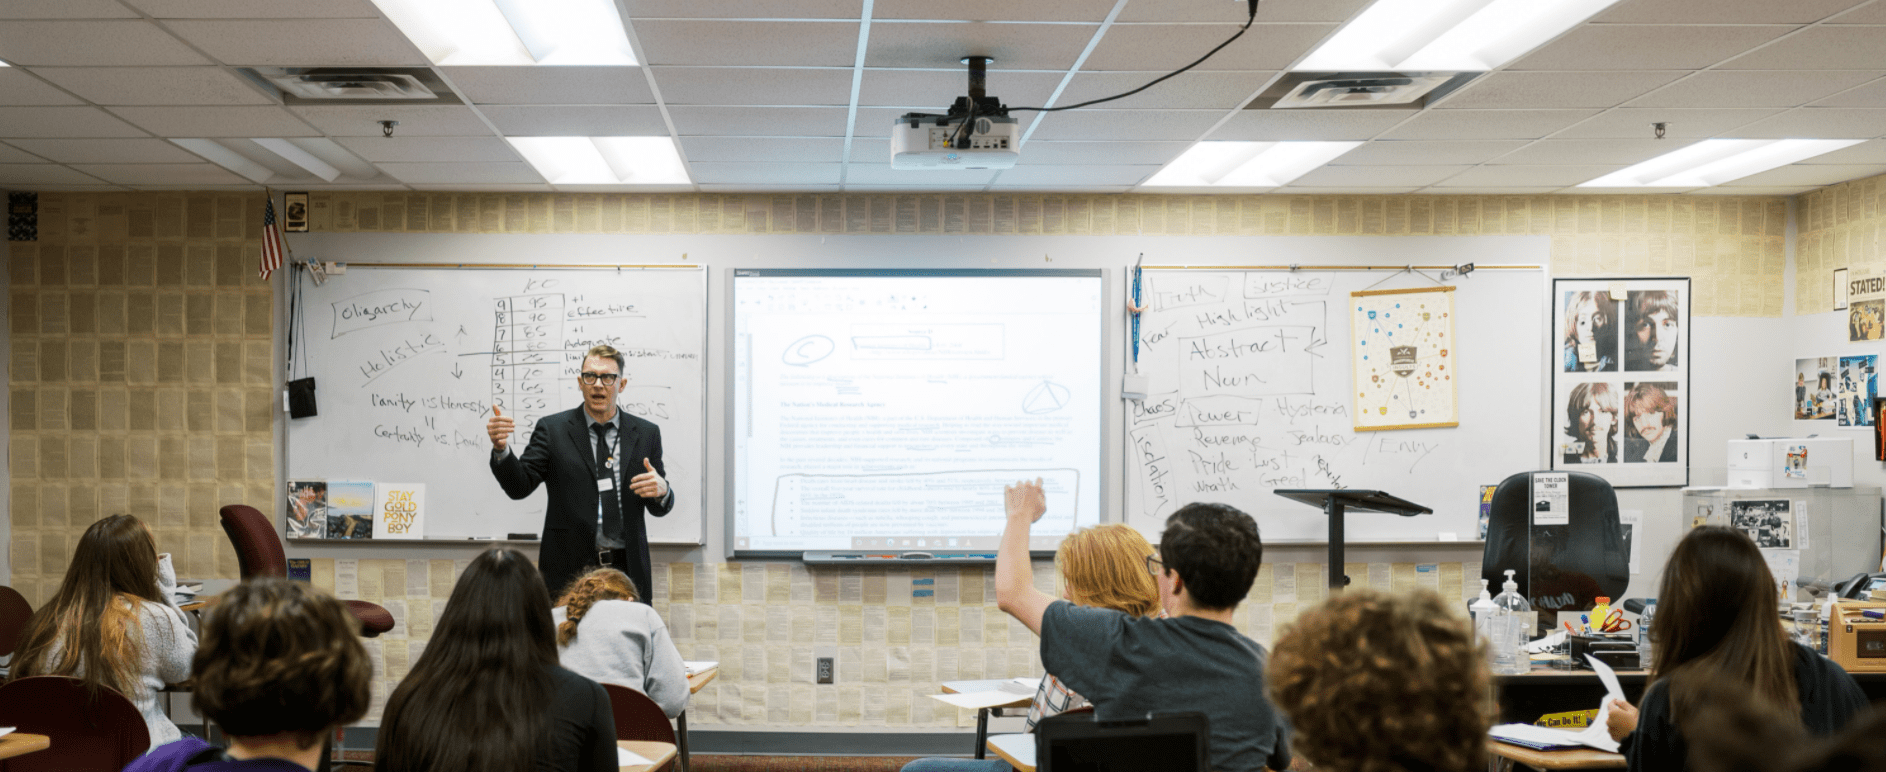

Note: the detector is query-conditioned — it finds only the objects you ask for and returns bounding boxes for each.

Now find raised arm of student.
[995,477,1054,635]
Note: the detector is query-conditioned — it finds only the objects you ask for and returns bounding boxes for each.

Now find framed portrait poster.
[1550,277,1690,487]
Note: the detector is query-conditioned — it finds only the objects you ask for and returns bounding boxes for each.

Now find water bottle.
[1491,569,1533,675]
[1637,599,1656,670]
[1471,578,1498,666]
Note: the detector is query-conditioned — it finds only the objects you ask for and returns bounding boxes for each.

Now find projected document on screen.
[731,271,1104,554]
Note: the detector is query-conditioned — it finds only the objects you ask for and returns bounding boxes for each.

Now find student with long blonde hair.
[11,514,196,749]
[552,567,690,718]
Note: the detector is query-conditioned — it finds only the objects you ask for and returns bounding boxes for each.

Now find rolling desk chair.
[1482,471,1630,631]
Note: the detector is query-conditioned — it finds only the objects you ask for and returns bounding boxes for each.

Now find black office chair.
[1482,470,1630,632]
[1035,711,1210,772]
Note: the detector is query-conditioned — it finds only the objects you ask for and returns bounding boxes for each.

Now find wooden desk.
[986,734,1035,772]
[1497,666,1886,724]
[1488,739,1624,770]
[941,680,1034,760]
[0,733,50,761]
[618,740,677,772]
[673,667,717,772]
[178,599,208,612]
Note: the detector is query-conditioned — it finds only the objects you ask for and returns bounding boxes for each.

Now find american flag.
[258,198,285,281]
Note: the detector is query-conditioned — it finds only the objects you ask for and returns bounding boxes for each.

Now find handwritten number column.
[493,294,567,446]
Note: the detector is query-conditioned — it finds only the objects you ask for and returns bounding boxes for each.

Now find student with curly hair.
[1269,590,1492,772]
[10,514,196,750]
[552,567,690,718]
[124,578,372,771]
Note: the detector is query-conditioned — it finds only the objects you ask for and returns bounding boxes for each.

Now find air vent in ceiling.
[240,67,460,105]
[1245,71,1479,110]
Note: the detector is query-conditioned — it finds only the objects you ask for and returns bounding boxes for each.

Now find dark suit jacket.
[491,406,673,600]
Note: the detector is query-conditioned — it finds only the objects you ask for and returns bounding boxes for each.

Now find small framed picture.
[1874,398,1886,461]
[283,192,309,232]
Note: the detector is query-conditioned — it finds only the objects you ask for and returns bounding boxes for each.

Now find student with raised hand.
[376,549,616,772]
[552,567,690,718]
[1269,590,1492,772]
[10,514,196,750]
[1602,526,1867,771]
[124,578,371,772]
[900,522,1165,772]
[994,479,1289,772]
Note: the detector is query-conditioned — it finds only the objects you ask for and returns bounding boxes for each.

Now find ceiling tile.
[123,0,381,17]
[377,163,544,184]
[8,138,202,163]
[1718,163,1886,186]
[1595,0,1864,23]
[481,106,668,136]
[1012,141,1192,166]
[0,21,211,66]
[33,67,274,106]
[1489,138,1703,165]
[849,137,888,162]
[1794,138,1886,164]
[1082,23,1337,71]
[290,105,492,137]
[0,143,46,162]
[1549,107,1782,138]
[673,106,850,137]
[634,21,860,67]
[164,20,425,66]
[652,67,854,106]
[1813,77,1886,107]
[1378,110,1603,140]
[1430,165,1615,187]
[1289,165,1471,187]
[1687,186,1820,195]
[0,106,149,137]
[70,162,250,184]
[1629,70,1884,109]
[443,67,653,105]
[866,21,1097,71]
[844,164,998,185]
[335,137,522,164]
[0,164,106,184]
[110,105,317,137]
[688,162,843,184]
[1415,187,1567,195]
[623,0,862,19]
[680,136,846,164]
[407,183,550,192]
[857,69,1063,109]
[1507,25,1790,71]
[1829,3,1886,22]
[699,183,843,192]
[1719,26,1886,70]
[1053,71,1274,110]
[1728,108,1886,139]
[1439,71,1685,109]
[1333,140,1529,165]
[874,0,1115,22]
[991,165,1159,186]
[0,1,138,18]
[0,70,83,105]
[1209,108,1416,141]
[1024,109,1226,141]
[1119,0,1372,23]
[842,183,993,191]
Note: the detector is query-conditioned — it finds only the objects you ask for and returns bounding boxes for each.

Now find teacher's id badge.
[597,476,615,492]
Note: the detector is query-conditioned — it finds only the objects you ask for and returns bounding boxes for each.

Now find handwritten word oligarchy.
[338,296,424,323]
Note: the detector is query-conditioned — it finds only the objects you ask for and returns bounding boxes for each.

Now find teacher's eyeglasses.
[579,372,621,385]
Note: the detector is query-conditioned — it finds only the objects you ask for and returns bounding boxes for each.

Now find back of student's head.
[375,548,558,772]
[1686,688,1886,772]
[1655,525,1798,718]
[556,567,639,646]
[1268,590,1491,772]
[1159,503,1262,611]
[12,514,164,696]
[192,578,370,746]
[1056,523,1160,618]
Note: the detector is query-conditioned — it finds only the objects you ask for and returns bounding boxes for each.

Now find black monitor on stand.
[1273,489,1431,592]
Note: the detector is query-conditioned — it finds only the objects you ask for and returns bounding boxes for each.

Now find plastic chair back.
[0,586,31,658]
[219,504,288,578]
[0,676,150,772]
[602,683,677,745]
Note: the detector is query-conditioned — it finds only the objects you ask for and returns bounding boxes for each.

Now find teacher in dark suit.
[488,344,673,601]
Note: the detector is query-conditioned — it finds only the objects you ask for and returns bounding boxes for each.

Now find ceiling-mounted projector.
[890,56,1020,170]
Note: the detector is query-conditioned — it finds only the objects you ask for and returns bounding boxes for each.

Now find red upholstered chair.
[0,676,149,772]
[603,682,678,743]
[218,504,394,638]
[0,585,31,659]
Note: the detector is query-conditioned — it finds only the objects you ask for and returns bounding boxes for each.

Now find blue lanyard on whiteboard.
[1130,254,1144,366]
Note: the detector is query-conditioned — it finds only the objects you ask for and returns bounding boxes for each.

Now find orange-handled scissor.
[1600,609,1632,633]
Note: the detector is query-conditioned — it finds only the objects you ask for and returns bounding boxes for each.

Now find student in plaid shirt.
[902,523,1162,771]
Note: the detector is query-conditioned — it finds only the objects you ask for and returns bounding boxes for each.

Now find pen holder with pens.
[1569,633,1638,669]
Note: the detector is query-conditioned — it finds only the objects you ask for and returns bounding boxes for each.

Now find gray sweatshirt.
[40,554,197,750]
[552,600,690,718]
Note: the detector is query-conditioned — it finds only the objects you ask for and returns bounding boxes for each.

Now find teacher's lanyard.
[597,425,620,482]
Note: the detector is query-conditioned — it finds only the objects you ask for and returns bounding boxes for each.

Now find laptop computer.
[1035,711,1210,772]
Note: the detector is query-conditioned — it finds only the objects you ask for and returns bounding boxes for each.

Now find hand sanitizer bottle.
[1491,569,1533,675]
[1471,578,1498,665]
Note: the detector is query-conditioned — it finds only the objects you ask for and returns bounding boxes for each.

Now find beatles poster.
[1550,278,1689,487]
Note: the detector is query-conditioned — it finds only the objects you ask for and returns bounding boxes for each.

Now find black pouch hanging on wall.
[287,377,318,418]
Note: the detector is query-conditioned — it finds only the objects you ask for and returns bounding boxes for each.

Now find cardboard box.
[1829,601,1886,673]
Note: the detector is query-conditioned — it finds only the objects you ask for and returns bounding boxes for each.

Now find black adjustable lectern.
[1273,489,1431,592]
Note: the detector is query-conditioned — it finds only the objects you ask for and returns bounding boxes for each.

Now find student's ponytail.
[555,568,639,646]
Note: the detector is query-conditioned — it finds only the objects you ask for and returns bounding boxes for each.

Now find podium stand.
[1274,489,1431,592]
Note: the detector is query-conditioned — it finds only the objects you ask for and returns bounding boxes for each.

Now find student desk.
[676,667,718,772]
[940,680,1033,760]
[618,740,677,772]
[1497,666,1886,724]
[1487,740,1623,770]
[0,734,50,761]
[986,734,1035,772]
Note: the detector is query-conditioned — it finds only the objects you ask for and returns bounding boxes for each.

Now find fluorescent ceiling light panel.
[371,0,636,66]
[253,138,342,182]
[171,139,276,184]
[1579,139,1866,188]
[1298,0,1623,71]
[1141,141,1361,188]
[507,137,689,185]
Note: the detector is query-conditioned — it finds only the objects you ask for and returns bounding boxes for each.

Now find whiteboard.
[1122,268,1544,543]
[285,266,705,544]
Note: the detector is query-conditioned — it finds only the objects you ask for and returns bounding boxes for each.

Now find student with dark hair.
[553,567,690,718]
[1603,526,1867,771]
[124,578,372,771]
[1686,697,1886,772]
[376,549,616,772]
[10,514,196,749]
[993,479,1289,772]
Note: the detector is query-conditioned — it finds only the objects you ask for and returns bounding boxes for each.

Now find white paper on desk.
[616,747,652,766]
[683,660,719,675]
[1574,654,1626,753]
[1526,631,1568,654]
[0,727,14,738]
[930,690,1032,710]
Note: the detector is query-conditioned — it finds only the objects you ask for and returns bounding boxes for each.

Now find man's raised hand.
[1005,477,1046,524]
[487,405,514,451]
[629,457,668,500]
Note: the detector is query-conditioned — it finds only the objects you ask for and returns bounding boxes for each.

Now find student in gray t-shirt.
[993,480,1290,772]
